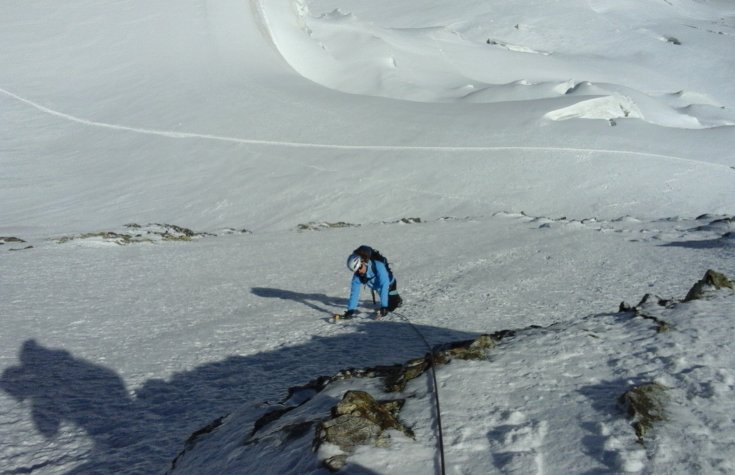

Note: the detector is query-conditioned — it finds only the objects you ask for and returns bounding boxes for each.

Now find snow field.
[1,0,735,473]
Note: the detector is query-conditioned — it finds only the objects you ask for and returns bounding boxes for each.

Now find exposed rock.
[636,293,675,308]
[436,334,497,362]
[384,334,497,392]
[0,236,25,243]
[323,454,349,472]
[2,236,33,251]
[619,293,675,333]
[383,356,431,393]
[146,223,216,241]
[184,416,226,449]
[56,223,215,245]
[297,221,358,231]
[280,421,316,442]
[57,231,140,245]
[620,271,734,332]
[297,218,424,230]
[168,416,226,473]
[316,390,411,462]
[218,227,252,235]
[619,383,668,441]
[692,216,733,233]
[250,406,297,438]
[168,268,734,472]
[246,333,504,471]
[684,269,733,302]
[384,217,422,224]
[245,375,335,445]
[255,335,500,409]
[246,419,317,448]
[8,245,33,252]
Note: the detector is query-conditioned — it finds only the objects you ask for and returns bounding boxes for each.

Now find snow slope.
[1,0,735,473]
[169,274,735,475]
[2,0,734,237]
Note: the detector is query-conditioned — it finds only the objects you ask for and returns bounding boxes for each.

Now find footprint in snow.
[487,413,548,474]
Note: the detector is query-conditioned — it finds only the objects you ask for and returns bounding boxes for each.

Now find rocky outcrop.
[383,334,498,392]
[384,217,422,224]
[240,333,502,471]
[615,271,733,444]
[1,236,32,251]
[56,223,216,245]
[619,270,733,332]
[619,383,668,441]
[0,236,25,244]
[5,226,251,249]
[296,221,359,231]
[317,391,412,471]
[310,334,498,470]
[618,294,673,333]
[434,334,498,362]
[168,416,226,473]
[692,215,733,233]
[173,270,735,472]
[684,269,733,302]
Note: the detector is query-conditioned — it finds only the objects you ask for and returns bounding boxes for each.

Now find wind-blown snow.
[1,0,734,473]
[270,0,735,127]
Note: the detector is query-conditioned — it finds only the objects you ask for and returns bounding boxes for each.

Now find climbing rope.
[392,310,447,475]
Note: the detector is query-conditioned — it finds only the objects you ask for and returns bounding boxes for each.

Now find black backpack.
[353,245,394,281]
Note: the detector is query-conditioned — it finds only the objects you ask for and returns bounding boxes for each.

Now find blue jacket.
[347,259,394,311]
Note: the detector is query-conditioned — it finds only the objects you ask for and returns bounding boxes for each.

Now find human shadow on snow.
[1,320,477,474]
[251,287,346,315]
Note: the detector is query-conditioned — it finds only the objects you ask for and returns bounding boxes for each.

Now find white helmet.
[346,254,362,272]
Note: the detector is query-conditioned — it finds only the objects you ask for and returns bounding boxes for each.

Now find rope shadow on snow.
[251,287,346,315]
[1,321,478,474]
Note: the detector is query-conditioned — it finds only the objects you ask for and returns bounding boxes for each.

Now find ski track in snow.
[1,86,731,173]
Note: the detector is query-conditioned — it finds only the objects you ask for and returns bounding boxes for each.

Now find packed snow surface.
[1,0,734,474]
